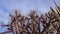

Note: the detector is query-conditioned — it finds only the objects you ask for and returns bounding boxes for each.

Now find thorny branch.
[0,10,60,34]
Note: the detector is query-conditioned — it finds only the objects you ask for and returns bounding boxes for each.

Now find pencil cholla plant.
[0,9,60,34]
[0,0,60,34]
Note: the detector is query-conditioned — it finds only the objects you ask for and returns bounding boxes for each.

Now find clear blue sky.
[0,0,60,28]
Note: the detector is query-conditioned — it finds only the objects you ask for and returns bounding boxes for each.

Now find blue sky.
[0,0,60,25]
[0,0,60,23]
[0,0,60,33]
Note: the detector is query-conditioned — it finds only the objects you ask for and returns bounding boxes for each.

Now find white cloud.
[0,9,5,16]
[0,9,9,24]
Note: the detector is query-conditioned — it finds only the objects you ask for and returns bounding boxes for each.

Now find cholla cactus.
[0,9,60,34]
[0,0,60,34]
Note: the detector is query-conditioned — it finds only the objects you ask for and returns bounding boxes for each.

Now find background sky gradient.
[0,0,60,33]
